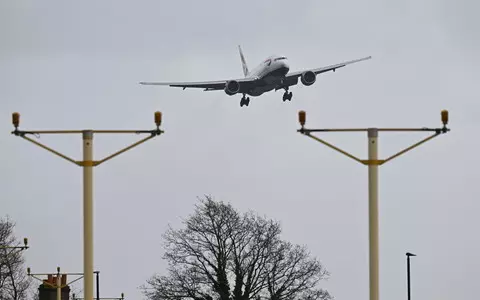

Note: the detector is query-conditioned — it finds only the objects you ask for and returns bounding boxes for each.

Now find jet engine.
[224,80,240,95]
[300,71,316,86]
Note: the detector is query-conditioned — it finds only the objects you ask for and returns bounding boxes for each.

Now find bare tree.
[143,196,331,300]
[265,242,331,300]
[0,216,31,300]
[228,212,281,300]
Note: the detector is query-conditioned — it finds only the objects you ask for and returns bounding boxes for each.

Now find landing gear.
[240,94,250,107]
[282,90,292,102]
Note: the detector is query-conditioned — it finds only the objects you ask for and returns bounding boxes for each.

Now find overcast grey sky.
[1,0,479,299]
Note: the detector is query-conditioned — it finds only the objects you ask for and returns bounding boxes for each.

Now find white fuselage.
[245,55,290,96]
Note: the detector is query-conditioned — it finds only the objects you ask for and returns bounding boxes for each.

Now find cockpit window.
[274,57,287,61]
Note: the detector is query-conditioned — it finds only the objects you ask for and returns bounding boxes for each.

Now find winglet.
[238,45,249,77]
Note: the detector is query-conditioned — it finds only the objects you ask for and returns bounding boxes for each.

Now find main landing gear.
[240,94,250,107]
[282,88,293,102]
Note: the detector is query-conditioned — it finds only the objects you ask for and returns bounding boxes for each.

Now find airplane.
[140,46,371,107]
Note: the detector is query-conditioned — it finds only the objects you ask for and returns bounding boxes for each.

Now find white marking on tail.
[238,45,249,77]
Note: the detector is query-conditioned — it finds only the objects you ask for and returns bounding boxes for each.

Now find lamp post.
[0,238,29,299]
[11,111,164,300]
[27,266,86,300]
[406,252,416,300]
[95,271,100,300]
[297,110,450,300]
[0,237,29,261]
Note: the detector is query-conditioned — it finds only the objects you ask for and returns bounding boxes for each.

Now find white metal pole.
[368,128,379,300]
[57,275,61,300]
[83,130,94,300]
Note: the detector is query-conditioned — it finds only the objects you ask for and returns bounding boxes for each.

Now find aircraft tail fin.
[238,45,249,77]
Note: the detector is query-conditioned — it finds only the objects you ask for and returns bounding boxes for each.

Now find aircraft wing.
[139,77,255,91]
[285,56,372,80]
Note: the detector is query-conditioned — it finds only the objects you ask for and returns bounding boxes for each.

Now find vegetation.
[0,217,32,300]
[143,196,331,300]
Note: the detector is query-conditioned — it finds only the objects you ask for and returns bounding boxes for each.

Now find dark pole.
[406,252,416,300]
[95,271,100,300]
[407,255,411,300]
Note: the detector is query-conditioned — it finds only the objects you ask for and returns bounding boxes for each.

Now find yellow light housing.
[12,112,20,128]
[441,110,448,125]
[154,111,162,127]
[298,110,306,126]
